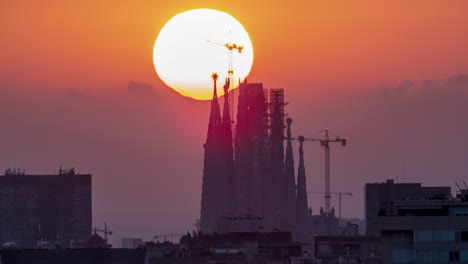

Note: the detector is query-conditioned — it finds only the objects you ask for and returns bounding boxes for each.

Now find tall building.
[200,78,299,234]
[0,168,91,248]
[367,184,468,264]
[200,74,233,233]
[365,179,451,235]
[282,116,297,232]
[295,136,309,241]
[234,80,269,219]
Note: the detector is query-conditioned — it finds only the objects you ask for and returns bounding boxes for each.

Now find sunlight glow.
[153,9,254,100]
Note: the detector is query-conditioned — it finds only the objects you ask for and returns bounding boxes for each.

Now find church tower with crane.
[200,31,351,239]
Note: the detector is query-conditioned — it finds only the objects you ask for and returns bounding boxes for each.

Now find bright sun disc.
[153,9,254,100]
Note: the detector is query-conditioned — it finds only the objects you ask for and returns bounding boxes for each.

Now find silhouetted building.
[365,179,451,235]
[200,74,233,233]
[0,248,146,264]
[177,232,302,263]
[314,235,382,264]
[0,168,92,248]
[200,78,300,235]
[234,80,269,220]
[295,136,309,242]
[365,184,468,264]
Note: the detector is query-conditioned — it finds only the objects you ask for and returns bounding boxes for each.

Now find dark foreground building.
[200,76,306,237]
[172,232,302,263]
[365,179,451,236]
[366,180,468,263]
[0,248,145,264]
[0,168,92,248]
[314,235,382,264]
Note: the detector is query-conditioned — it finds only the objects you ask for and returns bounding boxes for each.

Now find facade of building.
[366,181,468,263]
[175,231,303,263]
[0,248,146,264]
[315,235,382,264]
[0,168,92,248]
[365,179,451,236]
[200,77,305,236]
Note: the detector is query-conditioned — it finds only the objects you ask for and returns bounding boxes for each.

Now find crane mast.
[207,30,244,127]
[94,222,112,242]
[292,129,347,215]
[323,130,333,215]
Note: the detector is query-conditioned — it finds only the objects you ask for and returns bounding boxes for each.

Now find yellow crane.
[207,30,244,124]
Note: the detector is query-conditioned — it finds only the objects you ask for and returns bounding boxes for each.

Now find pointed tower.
[295,135,309,241]
[269,89,286,229]
[200,73,228,233]
[222,78,235,210]
[284,117,297,232]
[234,80,268,214]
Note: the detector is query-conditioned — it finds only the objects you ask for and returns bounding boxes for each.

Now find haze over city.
[1,1,468,246]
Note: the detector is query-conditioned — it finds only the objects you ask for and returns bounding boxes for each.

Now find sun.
[153,9,254,100]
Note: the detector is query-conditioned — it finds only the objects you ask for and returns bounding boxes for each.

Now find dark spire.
[200,73,226,233]
[222,77,235,210]
[296,135,309,241]
[284,117,296,232]
[205,73,222,145]
[209,73,221,124]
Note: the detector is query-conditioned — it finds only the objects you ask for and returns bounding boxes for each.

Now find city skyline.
[1,1,468,246]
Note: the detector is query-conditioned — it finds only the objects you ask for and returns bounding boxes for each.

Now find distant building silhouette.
[200,73,232,233]
[295,136,309,241]
[365,180,468,263]
[200,78,298,235]
[0,168,91,248]
[365,179,451,235]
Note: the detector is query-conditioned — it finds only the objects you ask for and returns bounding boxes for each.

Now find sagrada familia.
[200,74,310,240]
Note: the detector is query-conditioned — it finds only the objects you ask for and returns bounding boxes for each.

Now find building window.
[460,231,468,242]
[392,249,413,263]
[461,250,468,262]
[414,230,455,243]
[449,251,460,262]
[415,250,448,262]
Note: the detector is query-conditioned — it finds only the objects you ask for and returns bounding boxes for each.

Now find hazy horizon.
[1,72,468,245]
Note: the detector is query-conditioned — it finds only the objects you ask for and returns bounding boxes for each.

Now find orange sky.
[1,1,468,95]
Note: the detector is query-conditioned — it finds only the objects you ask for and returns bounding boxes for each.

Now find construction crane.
[292,129,347,214]
[153,233,183,243]
[308,191,353,219]
[207,30,244,124]
[94,222,112,242]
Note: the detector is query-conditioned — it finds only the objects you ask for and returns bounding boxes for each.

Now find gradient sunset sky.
[2,1,468,94]
[1,1,468,244]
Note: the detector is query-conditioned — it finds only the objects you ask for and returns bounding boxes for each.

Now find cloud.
[127,81,156,96]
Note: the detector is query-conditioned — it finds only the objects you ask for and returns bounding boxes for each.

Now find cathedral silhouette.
[200,74,308,240]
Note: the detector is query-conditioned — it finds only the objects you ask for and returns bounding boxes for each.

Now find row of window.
[393,249,468,263]
[414,230,468,243]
